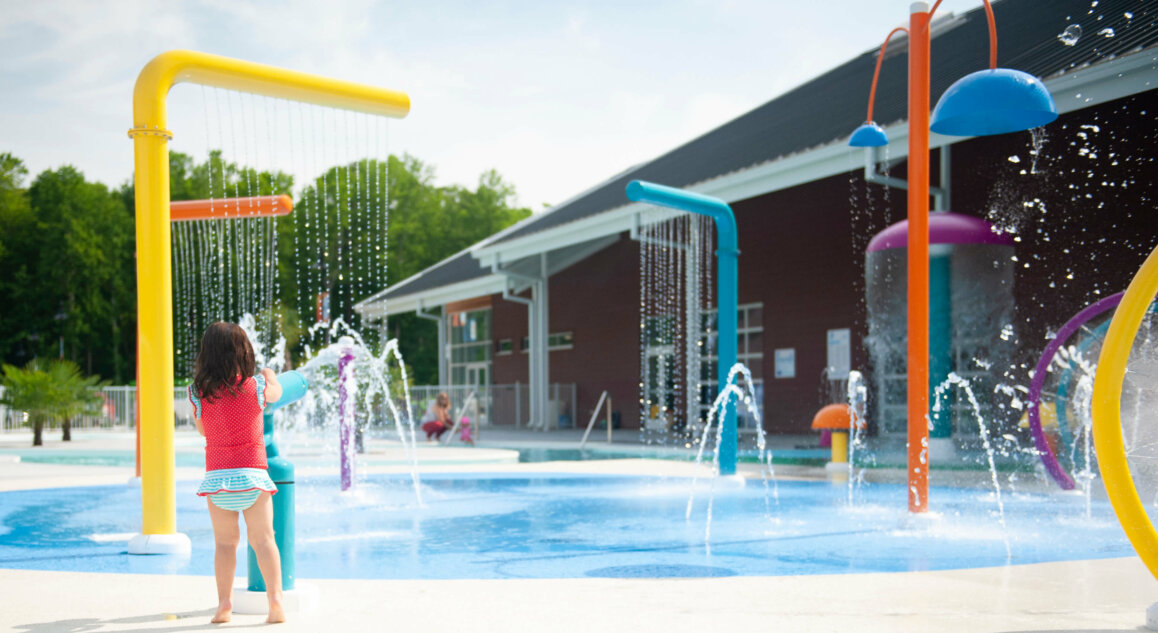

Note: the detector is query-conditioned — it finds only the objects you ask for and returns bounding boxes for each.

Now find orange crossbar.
[169,194,293,221]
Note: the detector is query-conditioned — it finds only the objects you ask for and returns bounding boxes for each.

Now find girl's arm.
[194,417,205,436]
[262,367,283,405]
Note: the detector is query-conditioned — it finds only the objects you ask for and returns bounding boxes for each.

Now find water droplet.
[1058,24,1082,46]
[1098,27,1115,38]
[1126,11,1134,19]
[1000,324,1015,341]
[1008,155,1021,163]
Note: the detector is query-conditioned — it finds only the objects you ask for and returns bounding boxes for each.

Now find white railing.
[0,385,197,432]
[579,390,613,448]
[441,390,478,444]
[408,385,489,430]
[0,382,580,433]
[487,382,577,430]
[410,383,577,430]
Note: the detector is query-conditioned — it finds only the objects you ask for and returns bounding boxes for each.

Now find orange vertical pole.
[907,2,931,513]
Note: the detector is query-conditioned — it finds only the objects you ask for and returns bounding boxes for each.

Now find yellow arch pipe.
[1092,243,1158,580]
[130,50,409,541]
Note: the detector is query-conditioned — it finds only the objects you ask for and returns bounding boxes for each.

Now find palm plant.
[47,360,106,441]
[0,359,105,445]
[1,360,62,446]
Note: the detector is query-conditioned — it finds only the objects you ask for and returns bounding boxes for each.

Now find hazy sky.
[1,0,988,211]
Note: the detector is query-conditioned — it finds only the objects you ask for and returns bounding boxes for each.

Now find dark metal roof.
[494,0,1158,243]
[383,249,489,298]
[374,0,1157,303]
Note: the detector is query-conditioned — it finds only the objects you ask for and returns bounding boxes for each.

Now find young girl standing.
[189,322,286,624]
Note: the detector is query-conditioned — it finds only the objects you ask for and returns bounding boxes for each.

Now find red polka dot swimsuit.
[189,375,269,471]
[190,375,277,500]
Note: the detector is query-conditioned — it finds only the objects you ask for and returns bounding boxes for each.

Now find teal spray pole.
[625,180,740,475]
[928,251,953,439]
[247,370,308,592]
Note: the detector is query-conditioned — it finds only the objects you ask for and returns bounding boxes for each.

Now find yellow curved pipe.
[133,50,410,130]
[1092,243,1158,580]
[131,50,409,536]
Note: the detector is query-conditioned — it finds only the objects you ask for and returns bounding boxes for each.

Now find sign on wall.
[774,348,795,379]
[827,328,851,379]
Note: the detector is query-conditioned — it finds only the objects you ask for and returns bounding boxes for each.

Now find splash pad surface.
[0,472,1133,580]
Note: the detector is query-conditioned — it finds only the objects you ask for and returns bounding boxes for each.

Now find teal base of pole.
[718,398,737,476]
[247,455,295,592]
[929,253,953,439]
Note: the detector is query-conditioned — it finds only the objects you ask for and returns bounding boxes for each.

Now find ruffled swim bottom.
[197,468,277,511]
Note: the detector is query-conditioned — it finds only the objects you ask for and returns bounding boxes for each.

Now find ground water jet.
[934,372,1011,560]
[684,363,775,545]
[292,320,422,502]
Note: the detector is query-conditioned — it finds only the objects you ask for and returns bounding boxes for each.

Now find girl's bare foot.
[211,601,232,623]
[266,596,286,624]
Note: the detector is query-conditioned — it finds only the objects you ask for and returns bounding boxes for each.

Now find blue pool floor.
[0,472,1135,580]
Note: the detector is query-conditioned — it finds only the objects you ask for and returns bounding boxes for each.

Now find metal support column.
[494,259,546,429]
[537,253,551,431]
[416,300,448,387]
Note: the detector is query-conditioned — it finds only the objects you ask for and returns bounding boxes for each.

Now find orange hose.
[930,0,997,69]
[866,27,910,123]
[983,0,997,68]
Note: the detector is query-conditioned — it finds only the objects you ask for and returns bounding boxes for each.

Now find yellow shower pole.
[128,50,409,554]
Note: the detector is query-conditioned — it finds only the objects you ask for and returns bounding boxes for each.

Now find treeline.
[0,151,531,385]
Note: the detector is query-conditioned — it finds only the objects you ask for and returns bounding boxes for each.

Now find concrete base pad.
[232,582,318,615]
[127,533,191,556]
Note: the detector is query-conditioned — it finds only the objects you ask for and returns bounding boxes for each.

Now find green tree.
[0,154,37,365]
[383,159,531,384]
[28,166,136,381]
[285,154,530,383]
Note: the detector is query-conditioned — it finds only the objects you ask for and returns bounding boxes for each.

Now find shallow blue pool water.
[0,473,1134,579]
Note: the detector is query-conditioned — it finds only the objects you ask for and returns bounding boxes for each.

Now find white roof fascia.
[472,205,643,269]
[1043,48,1158,116]
[357,274,506,320]
[353,194,556,312]
[470,52,1151,267]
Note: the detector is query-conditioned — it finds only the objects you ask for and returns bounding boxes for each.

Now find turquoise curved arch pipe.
[625,180,740,475]
[268,370,308,413]
[249,369,308,592]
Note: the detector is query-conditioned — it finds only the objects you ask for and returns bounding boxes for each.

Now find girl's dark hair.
[193,322,256,402]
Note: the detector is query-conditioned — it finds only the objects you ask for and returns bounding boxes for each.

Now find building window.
[549,332,573,350]
[700,303,764,429]
[496,339,513,355]
[448,308,491,387]
[520,332,573,352]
